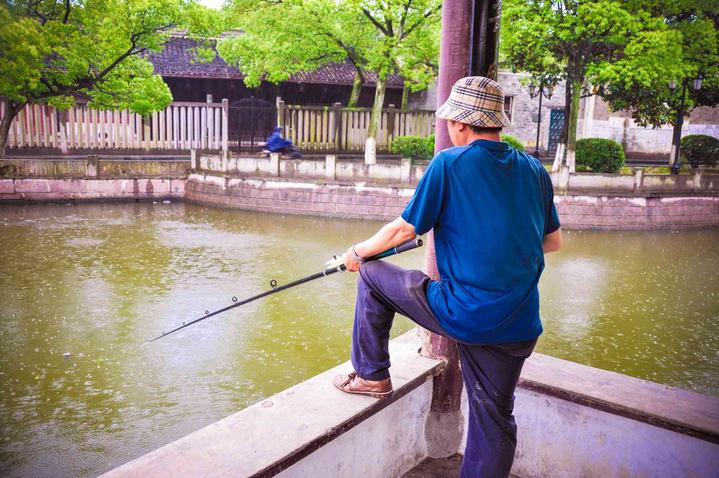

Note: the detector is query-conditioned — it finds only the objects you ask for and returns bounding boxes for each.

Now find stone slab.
[100,331,444,478]
[519,352,719,442]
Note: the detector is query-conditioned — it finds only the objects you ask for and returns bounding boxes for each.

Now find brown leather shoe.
[333,371,393,399]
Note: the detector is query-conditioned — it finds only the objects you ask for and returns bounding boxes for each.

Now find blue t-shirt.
[401,139,560,345]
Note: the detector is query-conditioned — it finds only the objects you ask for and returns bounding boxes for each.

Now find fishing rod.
[146,238,424,343]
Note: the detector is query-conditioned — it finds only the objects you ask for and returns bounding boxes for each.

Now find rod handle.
[366,238,424,261]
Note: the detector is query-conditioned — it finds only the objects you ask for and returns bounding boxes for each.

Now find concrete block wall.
[0,178,185,201]
[185,173,719,230]
[185,174,413,221]
[0,157,190,179]
[555,196,719,229]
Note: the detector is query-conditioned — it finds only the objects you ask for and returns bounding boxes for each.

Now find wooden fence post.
[58,109,69,153]
[277,97,285,129]
[332,102,342,151]
[143,115,151,151]
[221,99,229,152]
[386,104,396,149]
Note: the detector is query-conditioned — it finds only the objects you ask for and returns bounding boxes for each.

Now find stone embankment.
[0,157,186,201]
[1,153,718,229]
[186,153,719,229]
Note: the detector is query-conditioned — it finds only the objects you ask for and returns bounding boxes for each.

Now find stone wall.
[0,157,190,179]
[185,173,719,230]
[0,178,185,201]
[555,196,719,229]
[185,174,412,221]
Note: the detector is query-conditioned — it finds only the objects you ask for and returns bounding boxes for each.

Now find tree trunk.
[348,70,363,108]
[367,75,386,140]
[365,75,387,165]
[0,100,23,158]
[565,78,582,172]
[401,81,410,110]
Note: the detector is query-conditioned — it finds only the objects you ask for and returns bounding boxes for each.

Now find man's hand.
[340,217,417,273]
[342,246,363,272]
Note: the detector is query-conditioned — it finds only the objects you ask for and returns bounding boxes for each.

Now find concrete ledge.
[0,158,190,179]
[101,332,444,478]
[519,353,719,443]
[0,178,185,201]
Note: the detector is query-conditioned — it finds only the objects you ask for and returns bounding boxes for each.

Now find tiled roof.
[147,37,404,88]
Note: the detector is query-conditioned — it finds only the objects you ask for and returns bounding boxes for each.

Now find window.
[504,96,513,122]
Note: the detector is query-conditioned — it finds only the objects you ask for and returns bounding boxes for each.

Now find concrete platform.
[402,455,521,478]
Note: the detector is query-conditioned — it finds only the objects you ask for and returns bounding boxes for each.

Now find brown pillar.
[423,0,502,458]
[421,0,473,458]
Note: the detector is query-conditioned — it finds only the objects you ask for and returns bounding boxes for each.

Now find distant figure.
[265,127,302,159]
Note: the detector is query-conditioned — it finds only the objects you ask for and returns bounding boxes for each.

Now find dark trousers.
[351,261,536,478]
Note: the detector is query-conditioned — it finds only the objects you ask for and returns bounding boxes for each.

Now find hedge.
[391,133,526,160]
[576,138,625,173]
[680,135,719,168]
[501,134,524,151]
[390,135,434,161]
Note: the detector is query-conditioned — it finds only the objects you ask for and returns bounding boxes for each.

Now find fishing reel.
[324,254,346,272]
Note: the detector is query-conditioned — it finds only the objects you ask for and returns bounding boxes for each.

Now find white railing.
[1,99,229,152]
[279,102,435,152]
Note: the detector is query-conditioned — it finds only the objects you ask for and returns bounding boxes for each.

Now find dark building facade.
[148,37,405,108]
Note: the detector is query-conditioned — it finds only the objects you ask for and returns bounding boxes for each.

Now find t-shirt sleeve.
[541,168,560,235]
[401,155,447,235]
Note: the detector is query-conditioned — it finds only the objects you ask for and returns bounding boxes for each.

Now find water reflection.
[0,203,716,477]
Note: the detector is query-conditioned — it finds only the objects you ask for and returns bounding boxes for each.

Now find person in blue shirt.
[333,76,562,477]
[265,127,302,158]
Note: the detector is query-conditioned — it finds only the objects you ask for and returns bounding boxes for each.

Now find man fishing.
[333,76,562,477]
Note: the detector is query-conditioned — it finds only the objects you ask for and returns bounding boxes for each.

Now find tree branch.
[401,3,441,39]
[62,0,71,23]
[398,0,413,38]
[362,8,391,37]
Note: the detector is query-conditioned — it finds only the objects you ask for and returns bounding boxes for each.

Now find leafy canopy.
[592,1,718,127]
[0,0,223,115]
[219,0,440,91]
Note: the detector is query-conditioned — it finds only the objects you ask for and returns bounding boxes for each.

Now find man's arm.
[342,216,417,272]
[543,228,562,253]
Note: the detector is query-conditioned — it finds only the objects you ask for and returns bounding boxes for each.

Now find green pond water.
[0,202,717,477]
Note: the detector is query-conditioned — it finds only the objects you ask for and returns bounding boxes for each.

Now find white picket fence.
[1,99,229,152]
[279,102,435,152]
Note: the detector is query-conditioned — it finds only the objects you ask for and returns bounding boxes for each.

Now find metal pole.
[671,81,687,175]
[535,89,543,158]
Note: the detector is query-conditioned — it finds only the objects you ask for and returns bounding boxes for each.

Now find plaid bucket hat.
[435,76,511,128]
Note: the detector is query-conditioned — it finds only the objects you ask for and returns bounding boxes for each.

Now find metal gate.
[548,108,565,158]
[228,97,277,152]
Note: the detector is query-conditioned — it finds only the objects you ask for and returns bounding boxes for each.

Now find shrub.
[680,135,719,168]
[576,138,625,173]
[390,135,434,161]
[501,134,525,152]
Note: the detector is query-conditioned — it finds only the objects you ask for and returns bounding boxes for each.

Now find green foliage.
[593,2,719,129]
[501,134,524,152]
[0,0,220,155]
[680,135,719,168]
[0,0,220,110]
[390,135,434,161]
[220,0,441,108]
[501,0,694,167]
[576,138,625,173]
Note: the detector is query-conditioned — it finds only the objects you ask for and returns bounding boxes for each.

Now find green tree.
[502,0,646,171]
[0,0,221,157]
[591,1,718,168]
[219,0,374,108]
[348,0,441,155]
[220,0,440,162]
